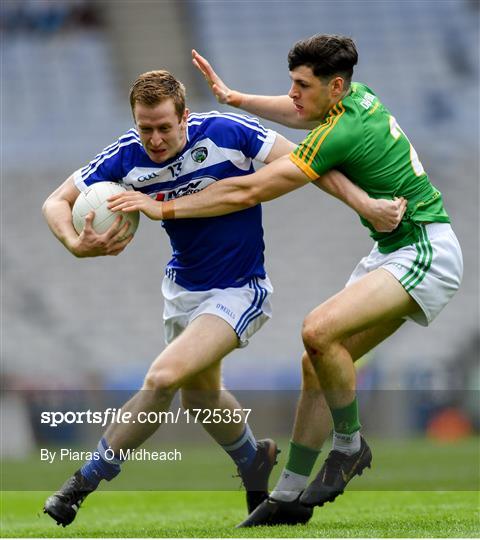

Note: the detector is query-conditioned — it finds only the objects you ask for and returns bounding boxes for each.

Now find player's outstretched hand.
[108,191,163,221]
[192,49,242,107]
[72,212,133,258]
[367,196,407,232]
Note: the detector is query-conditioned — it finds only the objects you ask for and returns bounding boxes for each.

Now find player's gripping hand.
[192,49,243,107]
[72,212,133,258]
[366,196,408,233]
[108,191,163,221]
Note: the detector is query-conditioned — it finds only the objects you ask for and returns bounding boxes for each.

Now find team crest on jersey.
[191,147,208,163]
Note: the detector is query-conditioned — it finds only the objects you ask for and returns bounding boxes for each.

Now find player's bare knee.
[143,368,179,399]
[301,313,334,356]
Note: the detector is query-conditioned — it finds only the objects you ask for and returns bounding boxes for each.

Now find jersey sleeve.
[201,112,277,164]
[289,102,351,179]
[72,130,139,191]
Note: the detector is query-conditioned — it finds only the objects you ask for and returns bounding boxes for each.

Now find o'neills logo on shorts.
[216,303,236,320]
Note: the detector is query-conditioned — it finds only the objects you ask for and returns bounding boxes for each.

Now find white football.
[72,182,140,240]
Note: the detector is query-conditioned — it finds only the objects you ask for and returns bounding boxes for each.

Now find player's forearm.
[165,179,256,219]
[42,198,79,254]
[233,94,312,129]
[192,49,312,130]
[313,170,371,218]
[164,156,311,219]
[315,171,407,232]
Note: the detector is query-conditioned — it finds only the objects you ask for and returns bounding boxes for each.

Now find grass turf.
[1,490,479,537]
[1,437,479,537]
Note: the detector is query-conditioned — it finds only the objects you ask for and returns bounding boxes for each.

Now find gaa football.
[72,182,140,240]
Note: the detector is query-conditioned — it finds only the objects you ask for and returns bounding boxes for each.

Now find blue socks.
[81,428,258,488]
[80,438,123,487]
[221,425,257,473]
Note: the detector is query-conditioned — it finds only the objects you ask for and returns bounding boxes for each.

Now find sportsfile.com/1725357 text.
[40,408,252,428]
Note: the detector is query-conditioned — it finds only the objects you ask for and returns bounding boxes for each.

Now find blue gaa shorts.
[162,275,273,347]
[346,223,463,326]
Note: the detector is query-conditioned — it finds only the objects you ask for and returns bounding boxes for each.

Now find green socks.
[331,396,361,435]
[270,440,320,502]
[331,397,362,455]
[285,440,321,476]
[271,398,363,502]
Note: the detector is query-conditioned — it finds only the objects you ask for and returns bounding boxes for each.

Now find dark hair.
[288,34,358,85]
[129,70,186,119]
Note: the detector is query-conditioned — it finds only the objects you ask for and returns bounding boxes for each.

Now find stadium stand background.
[2,0,479,444]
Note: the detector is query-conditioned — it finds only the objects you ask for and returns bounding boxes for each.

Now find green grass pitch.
[1,437,479,537]
[1,490,478,537]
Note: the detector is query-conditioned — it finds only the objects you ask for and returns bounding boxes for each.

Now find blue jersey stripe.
[188,111,269,136]
[82,138,141,181]
[82,132,140,177]
[135,161,252,195]
[86,131,140,167]
[188,117,268,137]
[98,129,140,155]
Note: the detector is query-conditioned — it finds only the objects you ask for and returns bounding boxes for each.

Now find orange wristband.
[162,200,175,220]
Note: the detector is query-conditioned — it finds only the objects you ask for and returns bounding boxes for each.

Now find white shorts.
[162,276,273,347]
[346,223,463,326]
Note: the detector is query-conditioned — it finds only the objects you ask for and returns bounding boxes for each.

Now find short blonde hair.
[129,70,186,119]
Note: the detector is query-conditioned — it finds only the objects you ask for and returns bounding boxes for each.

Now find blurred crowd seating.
[1,0,101,33]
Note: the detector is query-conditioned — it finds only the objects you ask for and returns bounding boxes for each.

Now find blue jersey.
[73,112,277,291]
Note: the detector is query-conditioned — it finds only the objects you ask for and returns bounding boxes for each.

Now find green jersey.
[290,82,450,253]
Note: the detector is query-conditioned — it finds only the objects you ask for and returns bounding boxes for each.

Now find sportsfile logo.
[155,177,216,201]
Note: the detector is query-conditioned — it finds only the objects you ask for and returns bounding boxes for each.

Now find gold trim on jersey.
[368,102,380,115]
[289,152,319,180]
[294,102,346,168]
[295,114,335,162]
